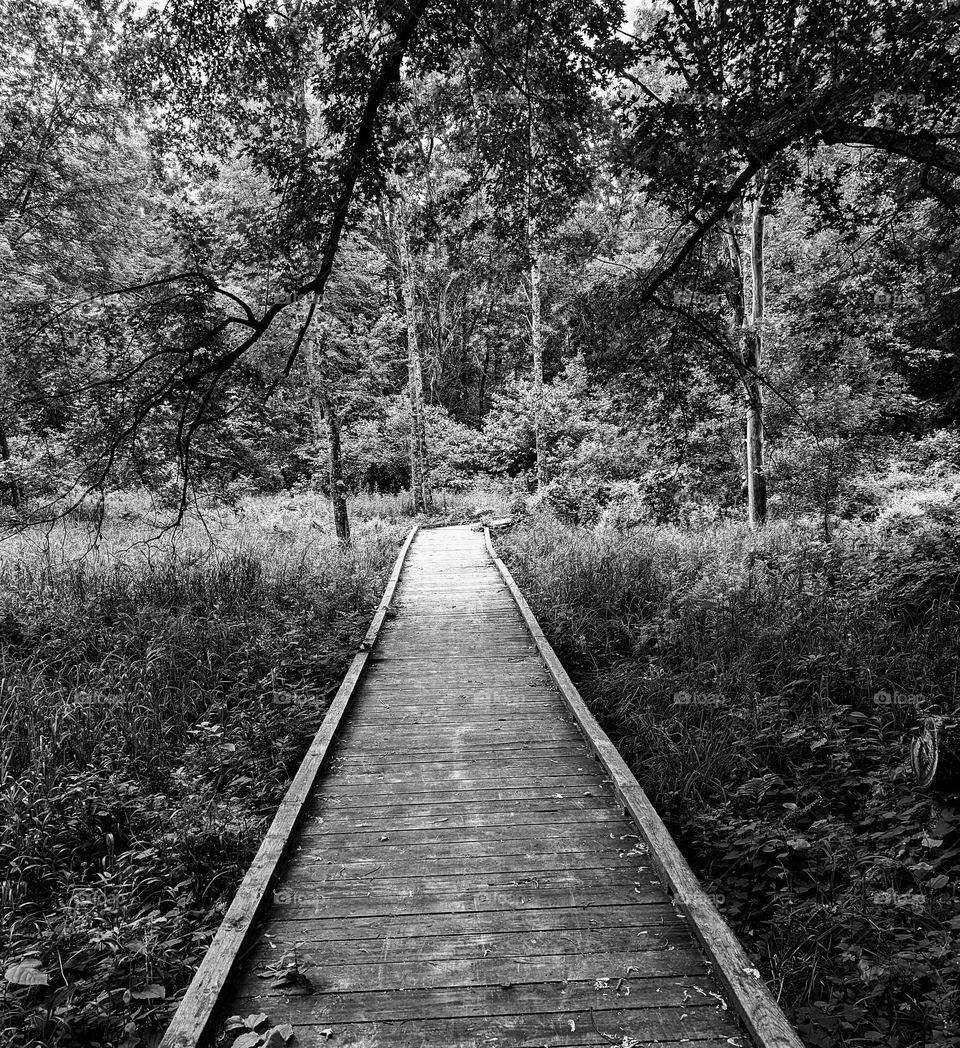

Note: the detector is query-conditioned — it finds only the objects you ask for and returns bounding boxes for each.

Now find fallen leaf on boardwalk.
[568,1019,576,1031]
[320,1030,333,1040]
[271,970,316,993]
[244,1013,270,1029]
[594,978,610,989]
[262,1025,295,1046]
[232,1034,262,1048]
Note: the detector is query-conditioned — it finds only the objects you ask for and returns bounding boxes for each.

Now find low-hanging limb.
[10,0,431,523]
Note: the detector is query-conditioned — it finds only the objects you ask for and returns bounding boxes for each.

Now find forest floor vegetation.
[0,493,411,1048]
[498,502,960,1048]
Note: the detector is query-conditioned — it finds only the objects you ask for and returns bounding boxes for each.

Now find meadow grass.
[497,510,960,1048]
[0,496,408,1047]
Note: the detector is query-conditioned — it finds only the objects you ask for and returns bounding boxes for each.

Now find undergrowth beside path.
[0,504,407,1048]
[499,508,960,1048]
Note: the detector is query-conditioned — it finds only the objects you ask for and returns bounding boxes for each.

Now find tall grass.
[498,511,960,1048]
[0,501,407,1047]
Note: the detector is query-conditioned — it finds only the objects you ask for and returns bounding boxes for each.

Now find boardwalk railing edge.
[159,524,420,1048]
[485,526,805,1048]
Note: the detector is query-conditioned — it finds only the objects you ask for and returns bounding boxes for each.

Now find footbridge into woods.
[160,525,803,1048]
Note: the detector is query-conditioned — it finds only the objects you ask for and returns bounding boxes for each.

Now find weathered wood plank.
[307,794,614,820]
[247,903,685,942]
[232,947,709,996]
[318,773,611,795]
[288,850,642,878]
[302,808,625,834]
[292,833,643,862]
[253,884,670,921]
[276,866,648,895]
[285,1035,736,1048]
[230,976,734,1023]
[241,921,694,967]
[296,819,636,849]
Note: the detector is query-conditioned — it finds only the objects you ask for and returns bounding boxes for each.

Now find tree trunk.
[393,193,432,513]
[477,343,490,426]
[321,385,350,544]
[745,188,768,527]
[529,237,545,491]
[294,52,350,543]
[307,335,351,544]
[723,193,768,528]
[0,423,20,508]
[527,104,546,492]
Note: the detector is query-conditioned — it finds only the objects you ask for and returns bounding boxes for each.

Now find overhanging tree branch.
[819,123,960,177]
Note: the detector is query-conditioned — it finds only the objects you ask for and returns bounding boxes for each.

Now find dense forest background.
[3,0,958,534]
[3,1,960,1047]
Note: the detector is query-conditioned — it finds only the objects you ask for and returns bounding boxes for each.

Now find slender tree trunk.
[321,385,350,544]
[529,233,545,491]
[0,423,19,508]
[392,193,431,513]
[745,189,768,526]
[477,343,490,426]
[307,335,350,543]
[294,51,351,542]
[526,101,546,492]
[723,194,767,528]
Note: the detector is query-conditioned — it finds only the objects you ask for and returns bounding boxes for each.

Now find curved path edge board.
[484,526,804,1048]
[159,525,419,1048]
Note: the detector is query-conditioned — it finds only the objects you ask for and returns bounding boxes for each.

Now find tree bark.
[745,188,768,527]
[392,192,432,513]
[529,235,545,491]
[321,384,350,544]
[0,423,19,508]
[723,193,767,528]
[307,334,351,544]
[527,105,545,491]
[477,343,491,426]
[295,50,351,543]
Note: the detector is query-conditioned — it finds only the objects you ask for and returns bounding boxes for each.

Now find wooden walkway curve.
[160,525,802,1048]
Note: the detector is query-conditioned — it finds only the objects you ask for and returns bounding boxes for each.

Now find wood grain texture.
[161,524,789,1048]
[486,526,805,1048]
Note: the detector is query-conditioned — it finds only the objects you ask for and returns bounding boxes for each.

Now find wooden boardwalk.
[161,525,801,1048]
